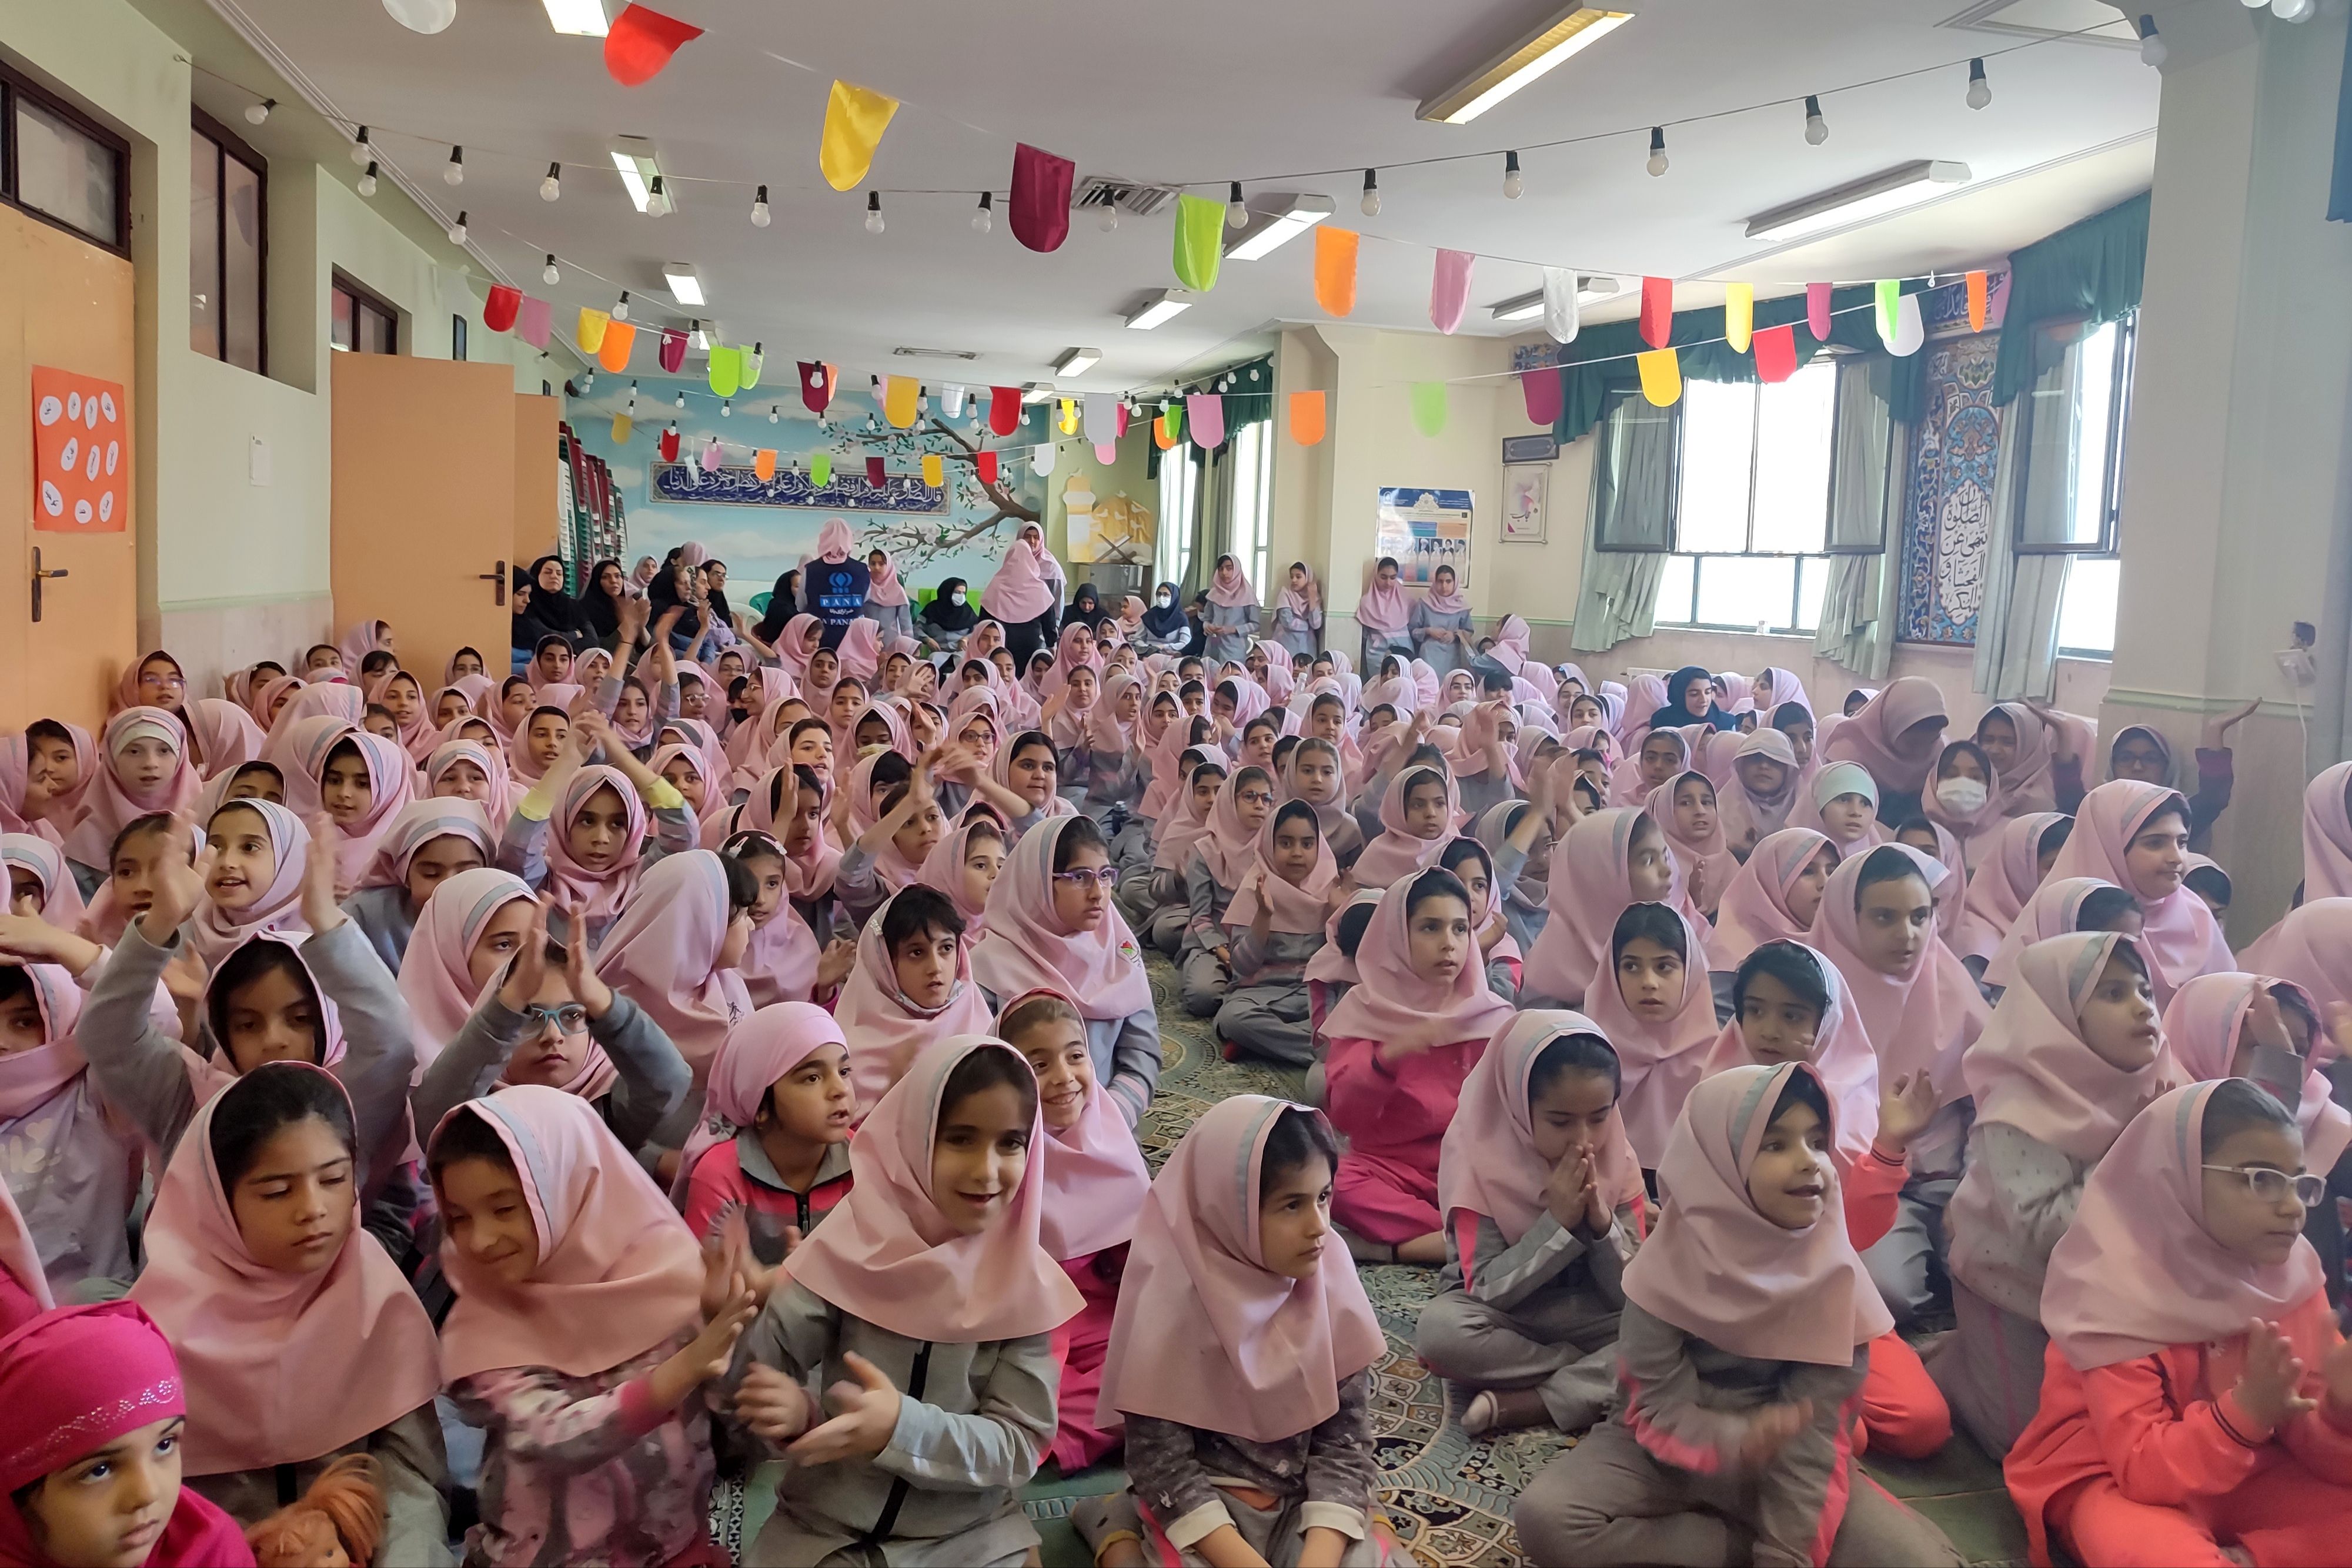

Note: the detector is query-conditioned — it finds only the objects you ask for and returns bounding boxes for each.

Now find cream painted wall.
[1043,422,1154,592]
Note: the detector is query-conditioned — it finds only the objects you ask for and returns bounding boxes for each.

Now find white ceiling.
[203,0,2157,393]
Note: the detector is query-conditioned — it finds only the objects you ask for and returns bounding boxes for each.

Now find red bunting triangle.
[1639,276,1672,349]
[1753,323,1799,383]
[799,361,834,415]
[988,386,1021,436]
[1009,144,1075,254]
[659,330,687,375]
[866,456,887,487]
[1521,367,1562,427]
[977,449,999,485]
[659,426,680,462]
[483,285,520,333]
[603,3,703,86]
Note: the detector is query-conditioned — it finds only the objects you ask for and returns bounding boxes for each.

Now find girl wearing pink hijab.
[2294,758,2352,904]
[300,726,416,900]
[503,716,698,946]
[60,707,200,876]
[1584,903,1723,1170]
[1418,1014,1647,1439]
[1515,1063,1960,1568]
[1937,931,2180,1456]
[392,865,534,1071]
[1957,810,2071,969]
[834,884,996,1114]
[980,524,1061,673]
[1646,770,1736,920]
[1175,765,1276,1018]
[130,1063,449,1556]
[723,1037,1081,1567]
[1320,868,1515,1264]
[861,545,913,646]
[718,828,839,1009]
[1707,827,1838,975]
[590,850,753,1091]
[340,797,495,974]
[1355,556,1415,671]
[677,1001,857,1266]
[2160,971,2352,1196]
[1201,553,1259,667]
[1820,674,1949,809]
[429,1086,747,1568]
[2046,778,2232,1005]
[1216,800,1339,1069]
[1131,743,1222,955]
[2007,1079,2352,1568]
[1351,763,1457,890]
[1521,808,1681,1009]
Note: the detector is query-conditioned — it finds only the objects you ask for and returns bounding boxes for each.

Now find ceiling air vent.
[1075,175,1180,218]
[891,346,981,360]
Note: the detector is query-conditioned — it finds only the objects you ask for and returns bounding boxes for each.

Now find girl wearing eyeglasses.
[2007,1079,2352,1568]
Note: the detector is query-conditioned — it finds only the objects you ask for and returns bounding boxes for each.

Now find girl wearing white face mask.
[917,576,981,656]
[1922,739,2003,866]
[1133,579,1194,657]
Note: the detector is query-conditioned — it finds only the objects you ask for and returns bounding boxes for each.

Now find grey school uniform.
[727,1281,1058,1568]
[831,842,894,931]
[1858,1096,1971,1328]
[340,884,418,975]
[1214,925,1323,1068]
[1129,865,1191,959]
[410,984,690,1162]
[1272,602,1322,660]
[1926,1119,2092,1457]
[1202,601,1258,667]
[978,985,1160,1127]
[1489,842,1548,954]
[1515,1303,1962,1568]
[1083,747,1140,821]
[496,794,697,947]
[192,1407,452,1568]
[1409,601,1474,676]
[863,599,914,646]
[1416,1202,1640,1433]
[1177,852,1240,1017]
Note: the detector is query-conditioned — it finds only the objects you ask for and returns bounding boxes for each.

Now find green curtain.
[1992,192,2149,406]
[1541,282,1931,445]
[1145,356,1275,477]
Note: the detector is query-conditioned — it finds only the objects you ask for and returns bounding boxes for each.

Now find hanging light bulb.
[443,145,465,186]
[688,319,708,351]
[865,190,884,235]
[750,183,770,228]
[612,291,630,323]
[581,371,594,392]
[1803,95,1828,145]
[721,399,732,417]
[1501,151,1523,199]
[540,162,562,202]
[350,127,372,167]
[2136,14,2166,66]
[675,390,687,409]
[972,191,994,233]
[447,210,467,244]
[646,175,670,216]
[541,253,559,285]
[1226,180,1247,228]
[358,161,379,197]
[2276,0,2314,22]
[627,381,639,409]
[245,98,275,126]
[769,405,780,424]
[1965,58,1992,109]
[1646,126,1669,177]
[1359,168,1380,218]
[1098,202,1118,232]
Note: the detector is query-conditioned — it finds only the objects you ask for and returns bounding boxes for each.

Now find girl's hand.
[1875,1071,1936,1156]
[700,1206,751,1321]
[2320,1335,2352,1422]
[497,900,553,1011]
[1543,1148,1589,1230]
[2203,696,2262,750]
[1735,1400,1813,1468]
[733,1363,816,1443]
[815,938,858,992]
[786,1352,903,1464]
[2327,1002,2352,1066]
[0,912,68,964]
[558,894,615,1016]
[300,814,348,933]
[141,831,211,942]
[2243,987,2296,1058]
[1582,1153,1615,1235]
[652,1288,757,1409]
[2233,1319,2317,1436]
[1686,858,1708,912]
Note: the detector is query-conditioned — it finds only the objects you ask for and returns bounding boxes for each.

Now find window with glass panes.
[0,63,128,255]
[330,271,398,355]
[190,109,266,375]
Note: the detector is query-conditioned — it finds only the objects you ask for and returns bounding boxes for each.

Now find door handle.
[31,547,68,623]
[480,560,507,606]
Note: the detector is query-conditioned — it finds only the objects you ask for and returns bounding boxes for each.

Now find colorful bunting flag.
[867,456,887,487]
[1637,347,1681,407]
[597,322,637,373]
[1724,283,1754,354]
[1115,402,1130,437]
[1540,268,1579,345]
[1314,228,1358,317]
[514,296,552,349]
[1152,417,1175,452]
[700,439,723,473]
[575,307,609,355]
[977,449,999,485]
[1057,398,1078,437]
[1094,442,1116,464]
[708,345,741,397]
[1806,282,1832,340]
[940,385,967,418]
[801,362,836,415]
[1289,390,1327,446]
[988,386,1021,436]
[1187,394,1225,450]
[1521,368,1562,427]
[1639,277,1672,349]
[1966,270,1989,332]
[1753,323,1798,383]
[884,375,919,428]
[819,81,899,192]
[1887,293,1925,357]
[610,413,633,444]
[754,449,777,482]
[1163,403,1184,442]
[484,285,520,333]
[1172,193,1224,292]
[1430,250,1474,335]
[603,3,703,86]
[1032,443,1056,476]
[810,453,831,486]
[659,426,680,462]
[1410,382,1448,436]
[1010,145,1075,253]
[1084,393,1117,444]
[921,453,944,487]
[660,330,687,375]
[1875,279,1900,345]
[739,349,763,390]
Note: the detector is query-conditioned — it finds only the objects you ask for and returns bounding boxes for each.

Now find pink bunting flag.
[1806,283,1832,340]
[1521,367,1563,427]
[1639,276,1672,349]
[1094,442,1117,464]
[513,295,553,349]
[1753,323,1799,384]
[1115,402,1131,437]
[1430,250,1475,335]
[483,286,520,333]
[1187,393,1226,450]
[699,438,724,473]
[1009,144,1076,254]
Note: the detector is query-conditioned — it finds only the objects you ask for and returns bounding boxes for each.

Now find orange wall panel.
[513,393,559,569]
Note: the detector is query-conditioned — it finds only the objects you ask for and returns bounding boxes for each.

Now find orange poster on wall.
[32,367,128,532]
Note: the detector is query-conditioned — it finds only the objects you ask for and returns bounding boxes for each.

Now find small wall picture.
[1502,463,1548,543]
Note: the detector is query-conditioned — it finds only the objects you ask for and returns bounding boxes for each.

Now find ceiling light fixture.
[443,145,465,186]
[540,162,562,201]
[540,0,610,35]
[1502,151,1523,199]
[750,184,770,227]
[447,210,467,244]
[245,98,275,126]
[972,192,994,233]
[541,254,559,285]
[1803,95,1828,145]
[865,190,884,235]
[687,319,708,351]
[350,128,372,168]
[612,290,630,322]
[1646,126,1669,177]
[1021,382,1057,403]
[2136,14,2166,66]
[1359,169,1380,217]
[1487,276,1622,321]
[610,138,662,212]
[1416,5,1632,124]
[1966,58,1992,109]
[663,263,705,306]
[1226,194,1335,261]
[1743,159,1972,242]
[645,176,670,217]
[358,162,379,197]
[1225,181,1248,229]
[1051,347,1101,378]
[1125,289,1195,330]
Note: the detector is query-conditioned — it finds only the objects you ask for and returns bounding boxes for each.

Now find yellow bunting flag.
[884,375,919,429]
[819,81,898,192]
[610,413,633,444]
[1724,283,1753,354]
[575,307,609,354]
[1058,398,1078,436]
[1966,270,1989,332]
[1638,347,1682,407]
[597,321,637,372]
[921,453,944,488]
[753,449,776,481]
[1289,390,1327,446]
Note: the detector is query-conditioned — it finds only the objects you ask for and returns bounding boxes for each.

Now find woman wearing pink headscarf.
[1320,868,1515,1263]
[1937,930,2180,1456]
[981,522,1063,673]
[677,1001,857,1259]
[723,1035,1081,1567]
[60,706,201,874]
[2046,777,2233,1004]
[1409,563,1474,677]
[1201,553,1259,667]
[131,1062,449,1556]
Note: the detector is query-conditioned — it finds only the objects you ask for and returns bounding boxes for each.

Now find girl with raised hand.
[1934,931,2180,1456]
[1216,800,1340,1069]
[834,883,996,1114]
[724,1037,1080,1566]
[1514,1063,1964,1568]
[677,1001,856,1272]
[131,1063,449,1562]
[1420,1014,1646,1439]
[339,797,495,974]
[430,1086,754,1568]
[2046,778,2233,1005]
[0,959,148,1302]
[1520,808,1679,1009]
[497,707,696,946]
[1320,868,1515,1265]
[2006,1079,2352,1568]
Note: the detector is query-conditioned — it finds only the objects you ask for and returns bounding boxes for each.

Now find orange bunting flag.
[596,321,637,373]
[1289,390,1327,446]
[1153,416,1176,451]
[1639,276,1673,349]
[1966,270,1989,332]
[1314,228,1358,317]
[753,449,777,482]
[1637,346,1682,406]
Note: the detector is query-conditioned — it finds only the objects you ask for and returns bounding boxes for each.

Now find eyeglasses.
[2202,1165,2327,1208]
[139,672,186,688]
[519,1002,590,1034]
[1050,867,1119,888]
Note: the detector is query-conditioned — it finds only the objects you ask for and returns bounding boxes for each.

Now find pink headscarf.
[2297,760,2352,903]
[1709,828,1835,970]
[1084,670,1140,755]
[2047,779,2233,1002]
[980,534,1058,624]
[1910,818,1976,952]
[1355,564,1411,637]
[1321,871,1514,1051]
[970,816,1152,1019]
[772,614,823,688]
[1922,742,2005,851]
[592,850,751,1084]
[1192,767,1268,890]
[1583,902,1723,1166]
[781,1036,1081,1340]
[1422,569,1469,615]
[1608,729,1686,809]
[1982,877,2120,991]
[1009,989,1153,1261]
[0,1175,49,1331]
[183,698,266,780]
[1645,771,1736,920]
[543,766,650,924]
[917,815,1003,931]
[60,707,201,867]
[1207,555,1256,610]
[1622,1062,1895,1365]
[1351,765,1456,888]
[1808,843,1987,1104]
[1700,941,1882,1164]
[426,734,513,813]
[313,729,416,889]
[1820,676,1947,794]
[1753,667,1811,714]
[1980,701,2057,816]
[337,618,392,671]
[434,1085,706,1380]
[1522,808,1672,1005]
[183,797,312,972]
[396,867,534,1071]
[1618,674,1669,750]
[1716,728,1803,850]
[1094,1095,1383,1442]
[248,672,304,728]
[866,549,910,608]
[837,885,997,1112]
[130,1064,440,1475]
[1223,805,1338,935]
[1437,1012,1646,1245]
[1960,811,2069,965]
[0,963,89,1140]
[1149,748,1222,874]
[1966,931,2182,1160]
[836,618,884,683]
[2239,898,2352,1014]
[0,833,85,930]
[2159,972,2352,1172]
[358,797,495,892]
[2040,1082,2329,1370]
[674,1002,846,1202]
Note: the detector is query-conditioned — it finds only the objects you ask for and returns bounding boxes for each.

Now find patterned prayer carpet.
[717,954,2033,1566]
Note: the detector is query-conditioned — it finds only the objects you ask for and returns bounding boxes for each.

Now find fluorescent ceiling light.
[1225,195,1335,262]
[1418,7,1632,125]
[1745,160,1973,242]
[610,137,662,213]
[1051,347,1101,378]
[1021,382,1057,403]
[1125,290,1195,330]
[662,263,704,306]
[541,0,609,35]
[1488,277,1621,321]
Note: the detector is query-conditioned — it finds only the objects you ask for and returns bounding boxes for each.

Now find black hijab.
[1649,662,1737,732]
[525,554,598,646]
[1067,582,1107,630]
[1141,580,1189,637]
[579,557,627,638]
[925,577,978,633]
[754,572,801,643]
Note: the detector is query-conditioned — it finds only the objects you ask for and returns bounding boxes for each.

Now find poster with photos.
[1374,487,1473,589]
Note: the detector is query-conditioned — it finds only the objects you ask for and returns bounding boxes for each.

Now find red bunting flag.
[1115,402,1130,437]
[977,449,999,486]
[988,386,1022,436]
[659,426,680,462]
[1806,283,1832,340]
[1639,276,1672,349]
[867,456,887,487]
[603,3,703,86]
[659,330,687,375]
[1521,367,1563,427]
[1753,323,1799,384]
[1009,144,1076,254]
[799,361,834,415]
[483,285,520,333]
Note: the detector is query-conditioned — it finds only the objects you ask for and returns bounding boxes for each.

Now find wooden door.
[513,393,559,568]
[331,355,516,682]
[0,207,138,732]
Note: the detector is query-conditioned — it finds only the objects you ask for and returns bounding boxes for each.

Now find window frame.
[0,60,131,257]
[189,106,268,375]
[451,312,467,362]
[1588,387,1682,554]
[2012,313,2135,557]
[330,269,400,356]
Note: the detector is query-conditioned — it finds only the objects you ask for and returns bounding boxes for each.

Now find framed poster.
[1374,487,1473,589]
[1502,464,1549,543]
